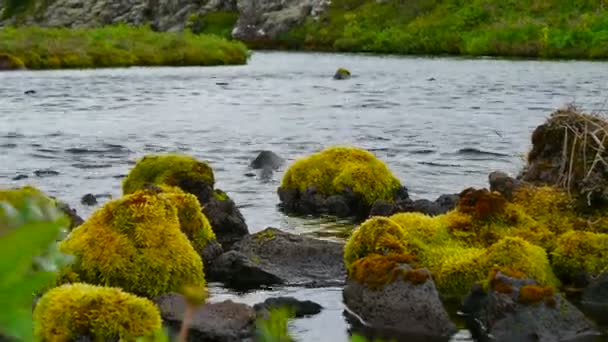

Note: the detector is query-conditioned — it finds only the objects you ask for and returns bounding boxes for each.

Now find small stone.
[12,174,28,180]
[80,193,97,206]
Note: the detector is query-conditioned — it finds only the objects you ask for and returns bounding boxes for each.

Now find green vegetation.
[123,154,215,195]
[0,188,72,341]
[33,283,162,341]
[58,188,206,298]
[278,0,608,59]
[187,11,240,39]
[280,146,402,205]
[0,24,248,69]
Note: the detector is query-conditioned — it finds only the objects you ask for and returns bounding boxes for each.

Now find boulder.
[461,272,599,342]
[253,297,323,318]
[155,294,256,342]
[343,266,456,339]
[249,150,284,170]
[202,189,249,249]
[489,171,519,200]
[208,228,345,289]
[232,0,328,42]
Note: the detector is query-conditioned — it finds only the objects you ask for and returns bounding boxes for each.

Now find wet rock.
[343,267,456,339]
[0,53,25,70]
[202,189,249,249]
[233,0,328,42]
[384,193,459,217]
[369,200,396,217]
[55,200,84,229]
[34,169,59,177]
[253,297,323,318]
[201,239,224,266]
[325,195,351,217]
[333,67,351,80]
[155,293,256,342]
[209,228,345,289]
[249,150,284,170]
[244,172,256,178]
[24,90,36,95]
[207,250,282,289]
[461,272,599,342]
[581,271,608,325]
[489,171,519,200]
[80,193,97,206]
[278,185,368,219]
[12,174,28,180]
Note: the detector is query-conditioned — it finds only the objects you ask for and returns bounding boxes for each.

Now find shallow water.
[1,51,608,341]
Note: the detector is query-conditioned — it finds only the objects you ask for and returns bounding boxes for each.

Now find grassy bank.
[0,24,249,69]
[273,0,608,59]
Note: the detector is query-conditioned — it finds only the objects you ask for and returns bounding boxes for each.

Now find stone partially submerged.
[207,227,345,289]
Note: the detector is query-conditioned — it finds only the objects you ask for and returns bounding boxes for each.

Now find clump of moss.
[281,146,402,206]
[343,216,413,273]
[551,230,608,279]
[349,253,418,289]
[458,188,507,220]
[122,154,215,195]
[59,189,205,298]
[517,284,555,305]
[33,283,161,341]
[156,185,216,255]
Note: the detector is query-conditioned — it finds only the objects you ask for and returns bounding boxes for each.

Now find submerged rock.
[34,169,59,177]
[333,67,351,80]
[249,150,284,170]
[155,293,256,342]
[254,297,323,318]
[80,193,97,206]
[461,272,599,342]
[208,228,345,289]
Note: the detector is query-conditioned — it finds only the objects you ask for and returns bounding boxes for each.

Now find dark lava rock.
[201,239,224,266]
[372,193,459,218]
[369,199,396,217]
[461,272,599,342]
[343,267,456,339]
[253,297,323,318]
[208,228,345,289]
[202,189,249,250]
[24,90,36,95]
[582,271,608,325]
[55,200,84,229]
[12,174,28,180]
[325,195,351,217]
[207,251,282,289]
[80,193,97,206]
[489,171,520,200]
[249,151,284,170]
[155,293,256,342]
[278,185,365,219]
[34,169,59,177]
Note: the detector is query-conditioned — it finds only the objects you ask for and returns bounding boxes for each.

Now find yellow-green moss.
[343,216,412,273]
[483,237,560,289]
[281,146,402,205]
[122,154,214,195]
[58,189,205,298]
[0,53,25,70]
[157,185,216,255]
[551,230,608,278]
[33,283,161,341]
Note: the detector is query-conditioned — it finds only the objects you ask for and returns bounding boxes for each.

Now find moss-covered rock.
[552,230,608,280]
[123,154,215,194]
[33,283,161,341]
[0,53,25,70]
[58,189,205,298]
[278,146,403,218]
[333,67,351,80]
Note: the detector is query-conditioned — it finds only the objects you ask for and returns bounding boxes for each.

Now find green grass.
[274,0,608,59]
[0,24,249,69]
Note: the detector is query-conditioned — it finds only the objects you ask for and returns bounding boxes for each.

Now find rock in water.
[461,272,599,342]
[202,189,249,249]
[207,228,345,289]
[249,150,284,170]
[254,297,323,317]
[80,193,97,206]
[155,294,256,342]
[333,67,351,80]
[343,267,456,339]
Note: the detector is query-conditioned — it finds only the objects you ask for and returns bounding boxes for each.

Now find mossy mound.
[552,230,608,279]
[279,146,403,217]
[0,186,57,226]
[122,154,215,195]
[521,105,608,210]
[156,185,216,255]
[33,283,161,341]
[58,189,205,298]
[345,212,561,298]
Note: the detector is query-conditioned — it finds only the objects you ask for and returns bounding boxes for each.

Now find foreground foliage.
[278,0,608,59]
[0,24,248,69]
